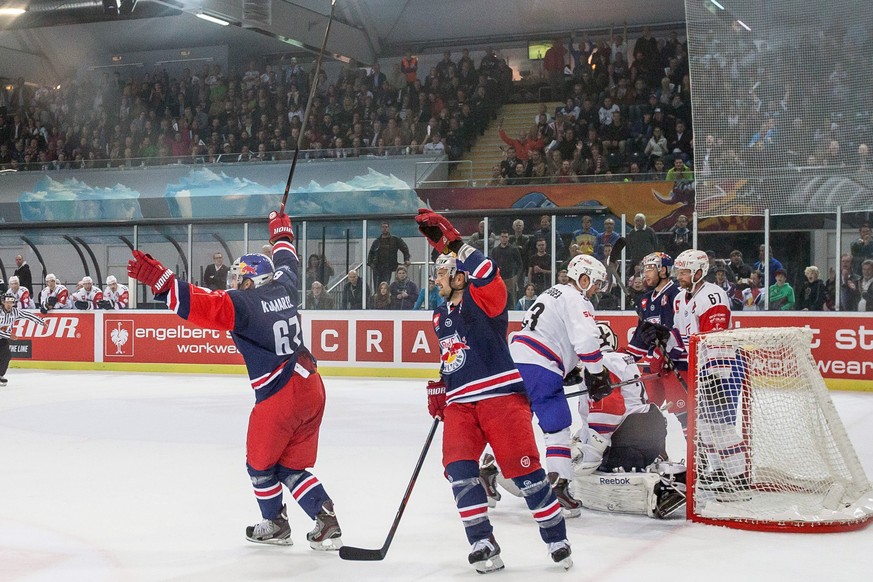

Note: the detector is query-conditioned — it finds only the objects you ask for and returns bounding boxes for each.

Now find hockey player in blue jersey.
[127,210,342,550]
[416,208,573,573]
[626,252,688,429]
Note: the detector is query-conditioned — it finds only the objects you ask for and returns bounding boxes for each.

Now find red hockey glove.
[269,210,294,244]
[426,379,447,420]
[128,250,175,295]
[415,209,462,254]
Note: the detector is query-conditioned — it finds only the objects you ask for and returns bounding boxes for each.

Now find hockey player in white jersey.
[7,276,34,309]
[39,274,70,313]
[509,254,613,516]
[98,275,129,309]
[71,276,104,310]
[672,249,748,500]
[571,321,686,519]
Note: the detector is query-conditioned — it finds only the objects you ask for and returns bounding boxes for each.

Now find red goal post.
[687,327,873,532]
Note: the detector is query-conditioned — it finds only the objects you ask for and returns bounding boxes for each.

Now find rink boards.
[9,310,873,391]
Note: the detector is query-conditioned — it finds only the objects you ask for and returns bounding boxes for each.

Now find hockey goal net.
[687,327,873,532]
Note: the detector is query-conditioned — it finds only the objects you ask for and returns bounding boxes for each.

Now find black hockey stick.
[279,146,299,214]
[604,236,630,296]
[339,417,441,561]
[563,373,660,399]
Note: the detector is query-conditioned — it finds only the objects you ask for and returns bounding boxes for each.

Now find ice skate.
[549,472,582,518]
[479,453,502,508]
[307,500,343,551]
[468,534,504,574]
[549,539,573,570]
[0,377,7,386]
[245,505,292,545]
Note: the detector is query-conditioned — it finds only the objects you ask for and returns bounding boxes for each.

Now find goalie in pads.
[570,321,687,519]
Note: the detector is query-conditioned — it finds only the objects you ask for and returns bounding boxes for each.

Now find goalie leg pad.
[573,471,662,517]
[447,460,493,545]
[277,466,330,520]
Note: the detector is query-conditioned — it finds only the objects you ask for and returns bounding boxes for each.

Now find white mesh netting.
[691,327,873,528]
[686,0,873,216]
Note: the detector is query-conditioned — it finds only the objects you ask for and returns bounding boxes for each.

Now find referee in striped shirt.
[0,292,46,386]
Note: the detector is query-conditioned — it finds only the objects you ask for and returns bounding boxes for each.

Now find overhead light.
[0,7,26,15]
[196,12,231,26]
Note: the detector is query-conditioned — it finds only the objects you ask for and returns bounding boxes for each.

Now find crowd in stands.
[0,45,513,170]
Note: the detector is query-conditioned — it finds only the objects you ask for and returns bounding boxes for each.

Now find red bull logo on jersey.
[439,333,469,373]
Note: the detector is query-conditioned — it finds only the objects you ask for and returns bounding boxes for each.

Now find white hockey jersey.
[39,284,71,310]
[102,284,130,309]
[71,286,104,310]
[509,283,604,376]
[582,350,651,436]
[673,281,732,356]
[10,286,35,309]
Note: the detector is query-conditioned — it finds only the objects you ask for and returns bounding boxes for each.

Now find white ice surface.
[1,370,872,582]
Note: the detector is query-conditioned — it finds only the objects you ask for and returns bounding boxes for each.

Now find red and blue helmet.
[228,253,274,289]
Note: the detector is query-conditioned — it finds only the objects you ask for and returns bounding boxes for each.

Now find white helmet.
[596,321,618,351]
[106,275,117,285]
[567,254,607,293]
[673,249,709,285]
[433,254,461,280]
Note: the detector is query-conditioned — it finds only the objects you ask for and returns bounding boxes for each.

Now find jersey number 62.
[273,317,303,356]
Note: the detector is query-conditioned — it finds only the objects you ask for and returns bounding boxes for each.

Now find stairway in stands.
[455,101,563,185]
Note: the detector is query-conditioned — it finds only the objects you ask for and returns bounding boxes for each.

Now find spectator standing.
[491,230,524,309]
[367,222,411,290]
[400,50,418,86]
[528,239,552,293]
[509,219,530,287]
[467,220,496,253]
[543,39,567,100]
[837,254,861,311]
[728,250,753,288]
[768,268,795,310]
[594,218,620,260]
[13,255,32,294]
[667,214,692,256]
[850,224,873,275]
[340,270,367,310]
[516,283,538,311]
[741,271,765,310]
[203,251,229,291]
[305,254,335,287]
[754,245,784,288]
[626,213,659,267]
[858,260,873,311]
[389,266,418,309]
[798,266,827,311]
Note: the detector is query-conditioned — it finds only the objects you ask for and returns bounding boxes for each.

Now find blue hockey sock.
[246,464,284,520]
[512,468,567,543]
[278,466,331,520]
[446,460,492,544]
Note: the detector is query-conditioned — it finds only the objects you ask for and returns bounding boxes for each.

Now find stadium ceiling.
[0,0,685,78]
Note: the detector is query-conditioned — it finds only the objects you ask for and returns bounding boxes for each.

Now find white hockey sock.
[543,428,574,480]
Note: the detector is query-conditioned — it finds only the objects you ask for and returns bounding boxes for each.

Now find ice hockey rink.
[1,369,872,582]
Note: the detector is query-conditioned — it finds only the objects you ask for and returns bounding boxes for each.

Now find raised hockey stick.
[279,146,299,214]
[563,372,660,400]
[339,417,441,561]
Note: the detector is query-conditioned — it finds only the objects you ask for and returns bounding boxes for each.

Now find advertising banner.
[12,310,873,389]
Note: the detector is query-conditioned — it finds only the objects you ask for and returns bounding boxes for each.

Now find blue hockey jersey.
[627,279,683,362]
[433,244,525,404]
[158,238,313,403]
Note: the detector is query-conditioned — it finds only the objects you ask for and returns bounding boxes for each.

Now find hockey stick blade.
[338,546,386,561]
[339,417,441,562]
